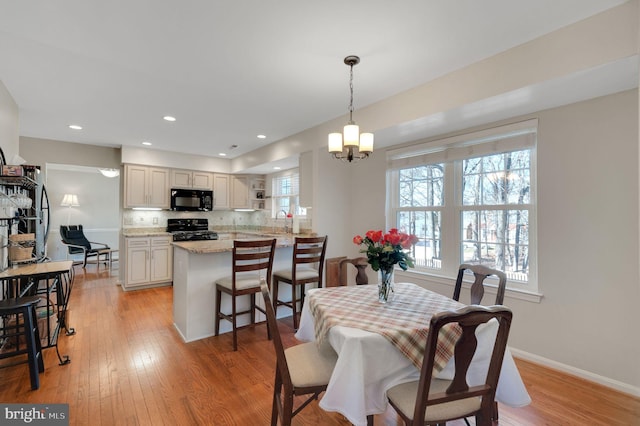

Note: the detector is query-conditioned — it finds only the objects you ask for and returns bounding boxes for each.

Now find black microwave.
[170,189,213,211]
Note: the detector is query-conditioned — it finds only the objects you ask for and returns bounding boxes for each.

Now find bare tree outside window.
[394,149,531,283]
[397,165,444,270]
[461,150,531,280]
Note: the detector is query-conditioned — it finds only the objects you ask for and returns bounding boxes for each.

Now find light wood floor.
[0,266,638,425]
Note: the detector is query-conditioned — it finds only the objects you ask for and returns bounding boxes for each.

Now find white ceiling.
[0,0,634,172]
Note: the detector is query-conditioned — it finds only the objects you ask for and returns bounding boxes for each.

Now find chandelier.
[328,55,374,162]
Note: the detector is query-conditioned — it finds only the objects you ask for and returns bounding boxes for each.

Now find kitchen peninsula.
[172,233,305,342]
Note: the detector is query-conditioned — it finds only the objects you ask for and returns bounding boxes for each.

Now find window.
[388,120,537,292]
[272,171,300,216]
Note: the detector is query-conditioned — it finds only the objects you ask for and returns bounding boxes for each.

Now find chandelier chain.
[348,63,354,123]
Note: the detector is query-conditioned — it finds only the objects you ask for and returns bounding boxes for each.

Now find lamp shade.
[61,194,79,207]
[343,124,360,147]
[359,133,374,153]
[328,133,343,153]
[99,168,120,178]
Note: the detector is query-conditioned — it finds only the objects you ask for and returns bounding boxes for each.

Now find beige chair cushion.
[273,265,319,281]
[285,342,337,388]
[216,273,264,291]
[387,378,482,422]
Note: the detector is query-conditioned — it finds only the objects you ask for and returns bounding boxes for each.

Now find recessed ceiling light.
[257,134,266,139]
[163,116,176,122]
[273,166,281,170]
[142,141,152,146]
[218,153,227,157]
[69,124,82,130]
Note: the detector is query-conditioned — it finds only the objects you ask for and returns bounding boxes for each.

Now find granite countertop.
[172,231,316,254]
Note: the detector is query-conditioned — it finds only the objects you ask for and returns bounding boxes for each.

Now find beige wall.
[0,80,19,162]
[19,137,121,171]
[121,146,230,173]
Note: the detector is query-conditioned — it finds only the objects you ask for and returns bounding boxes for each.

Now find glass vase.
[378,266,395,303]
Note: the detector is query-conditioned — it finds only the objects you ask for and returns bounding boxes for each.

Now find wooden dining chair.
[385,305,512,426]
[272,236,327,329]
[453,264,507,305]
[261,283,337,426]
[325,256,369,287]
[214,239,276,351]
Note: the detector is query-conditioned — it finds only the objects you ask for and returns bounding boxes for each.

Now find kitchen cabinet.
[213,173,230,209]
[124,236,173,290]
[230,175,249,209]
[124,165,170,209]
[170,169,213,190]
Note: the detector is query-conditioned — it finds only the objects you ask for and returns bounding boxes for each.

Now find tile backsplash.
[121,209,312,233]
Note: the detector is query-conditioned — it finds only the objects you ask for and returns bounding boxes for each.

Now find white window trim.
[270,168,302,218]
[394,269,543,303]
[387,119,539,295]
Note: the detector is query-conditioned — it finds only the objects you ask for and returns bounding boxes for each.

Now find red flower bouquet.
[353,228,419,272]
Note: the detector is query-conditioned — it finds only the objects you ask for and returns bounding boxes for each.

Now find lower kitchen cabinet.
[124,236,173,290]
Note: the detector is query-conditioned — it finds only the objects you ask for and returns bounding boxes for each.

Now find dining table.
[295,282,531,426]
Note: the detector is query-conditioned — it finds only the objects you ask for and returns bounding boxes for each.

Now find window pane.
[398,210,442,270]
[272,173,300,216]
[461,209,529,281]
[463,150,530,206]
[399,165,444,207]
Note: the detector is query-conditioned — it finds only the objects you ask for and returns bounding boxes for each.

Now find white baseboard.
[509,347,640,398]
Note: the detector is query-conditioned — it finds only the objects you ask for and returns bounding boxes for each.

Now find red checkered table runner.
[308,282,464,372]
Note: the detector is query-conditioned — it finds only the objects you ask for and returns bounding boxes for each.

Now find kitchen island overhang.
[172,235,306,343]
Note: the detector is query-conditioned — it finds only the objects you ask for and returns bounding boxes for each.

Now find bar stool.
[272,236,327,329]
[214,239,276,351]
[0,296,45,390]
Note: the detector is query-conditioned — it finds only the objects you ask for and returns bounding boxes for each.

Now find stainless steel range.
[167,218,218,242]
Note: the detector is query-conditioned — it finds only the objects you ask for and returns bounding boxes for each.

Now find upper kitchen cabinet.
[170,169,213,190]
[213,173,230,209]
[230,175,249,209]
[124,164,170,209]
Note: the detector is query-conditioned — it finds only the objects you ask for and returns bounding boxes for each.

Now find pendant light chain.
[348,62,354,124]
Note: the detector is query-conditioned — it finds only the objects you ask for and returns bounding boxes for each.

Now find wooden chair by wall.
[385,305,513,426]
[214,239,276,351]
[261,283,337,426]
[453,263,507,305]
[272,236,327,329]
[325,256,369,287]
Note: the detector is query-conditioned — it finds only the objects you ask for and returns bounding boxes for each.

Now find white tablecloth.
[295,283,531,426]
